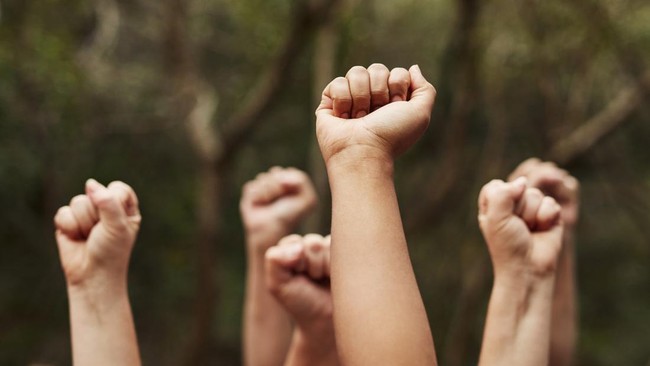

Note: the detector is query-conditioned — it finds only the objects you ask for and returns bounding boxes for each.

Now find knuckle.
[279,234,303,246]
[69,194,87,207]
[346,65,367,76]
[368,62,388,70]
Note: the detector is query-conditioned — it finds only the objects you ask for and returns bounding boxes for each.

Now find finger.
[273,167,306,191]
[246,180,268,205]
[388,67,410,102]
[278,234,303,247]
[69,194,98,238]
[106,181,140,218]
[328,77,352,118]
[276,169,317,204]
[536,196,562,231]
[88,184,128,231]
[527,165,565,191]
[516,188,544,230]
[278,235,306,272]
[565,175,580,196]
[54,206,82,240]
[265,243,304,295]
[85,178,104,195]
[346,66,371,118]
[367,63,390,111]
[262,176,285,204]
[407,65,436,114]
[251,175,274,204]
[478,177,527,223]
[303,234,327,279]
[240,181,257,207]
[269,166,283,174]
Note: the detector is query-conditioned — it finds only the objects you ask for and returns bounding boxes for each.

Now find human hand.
[315,64,436,165]
[265,234,333,335]
[508,158,580,229]
[478,178,564,278]
[240,167,317,254]
[54,179,141,288]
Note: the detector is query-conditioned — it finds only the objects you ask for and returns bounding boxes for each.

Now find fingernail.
[341,112,350,119]
[391,95,403,102]
[412,64,421,73]
[356,110,367,118]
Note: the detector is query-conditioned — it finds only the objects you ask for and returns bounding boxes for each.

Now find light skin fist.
[54,179,141,287]
[478,178,564,277]
[315,64,436,164]
[240,167,317,252]
[508,158,580,229]
[265,234,332,334]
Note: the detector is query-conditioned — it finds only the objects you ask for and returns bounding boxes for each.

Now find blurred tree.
[0,0,648,365]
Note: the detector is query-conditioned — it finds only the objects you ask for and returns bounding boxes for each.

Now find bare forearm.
[68,283,140,366]
[285,329,339,366]
[550,231,577,366]
[479,274,555,366]
[244,242,293,366]
[328,156,436,365]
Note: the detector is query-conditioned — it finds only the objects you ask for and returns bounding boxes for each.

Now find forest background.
[0,0,649,365]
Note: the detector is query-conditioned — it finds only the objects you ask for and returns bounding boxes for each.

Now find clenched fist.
[54,179,141,287]
[265,234,333,333]
[315,64,436,164]
[266,234,339,366]
[478,177,564,277]
[508,158,579,229]
[240,167,317,253]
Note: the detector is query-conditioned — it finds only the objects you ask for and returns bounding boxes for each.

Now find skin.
[265,234,339,366]
[53,179,142,366]
[508,158,579,366]
[316,63,438,365]
[241,167,318,366]
[477,178,564,366]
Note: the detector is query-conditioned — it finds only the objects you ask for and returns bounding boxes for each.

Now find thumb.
[87,179,127,230]
[479,177,527,225]
[407,65,436,114]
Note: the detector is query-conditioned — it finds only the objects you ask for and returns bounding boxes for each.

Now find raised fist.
[54,179,141,286]
[265,234,332,334]
[240,167,317,252]
[508,158,580,229]
[478,178,564,277]
[315,64,436,164]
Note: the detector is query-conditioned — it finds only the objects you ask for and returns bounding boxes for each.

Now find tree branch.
[76,0,120,82]
[215,0,341,167]
[548,71,650,165]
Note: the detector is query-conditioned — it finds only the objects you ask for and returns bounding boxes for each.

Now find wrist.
[67,273,129,306]
[491,270,555,315]
[325,146,394,178]
[325,145,394,175]
[287,327,338,366]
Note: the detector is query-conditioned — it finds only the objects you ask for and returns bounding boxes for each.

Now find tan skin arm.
[241,167,317,366]
[477,178,564,366]
[316,64,438,365]
[509,158,579,366]
[265,234,339,366]
[54,179,142,366]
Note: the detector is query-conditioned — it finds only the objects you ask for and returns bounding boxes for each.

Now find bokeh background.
[1,0,649,364]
